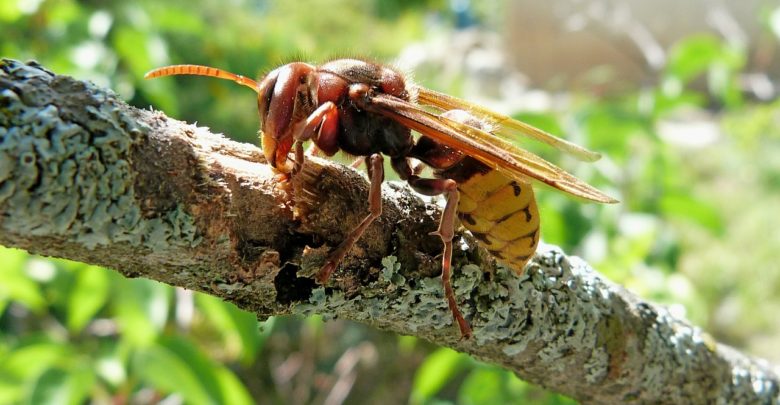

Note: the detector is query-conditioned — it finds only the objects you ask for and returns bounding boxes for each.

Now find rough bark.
[1,59,778,404]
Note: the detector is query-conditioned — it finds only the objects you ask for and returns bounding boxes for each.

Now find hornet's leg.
[392,157,472,339]
[291,101,340,175]
[294,140,305,175]
[350,157,363,169]
[316,153,384,284]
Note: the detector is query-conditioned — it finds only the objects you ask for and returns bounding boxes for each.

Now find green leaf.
[0,341,24,403]
[458,367,505,405]
[459,366,578,405]
[667,35,724,83]
[94,352,126,388]
[115,278,171,346]
[538,200,566,246]
[112,24,179,116]
[160,337,224,401]
[67,265,110,333]
[578,103,650,157]
[27,368,70,405]
[133,337,252,405]
[3,341,70,381]
[0,247,46,313]
[660,193,724,234]
[0,378,24,405]
[150,5,206,34]
[664,34,745,107]
[27,367,94,405]
[652,86,707,116]
[132,343,213,405]
[113,27,151,80]
[411,348,468,404]
[212,366,253,405]
[397,335,418,354]
[0,1,22,22]
[195,293,260,363]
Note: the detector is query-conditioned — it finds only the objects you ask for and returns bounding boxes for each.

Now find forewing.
[366,93,617,204]
[415,87,602,162]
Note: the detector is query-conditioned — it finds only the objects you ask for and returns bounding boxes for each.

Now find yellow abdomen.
[456,169,540,273]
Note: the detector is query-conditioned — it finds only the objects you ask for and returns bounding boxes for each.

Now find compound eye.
[257,69,280,122]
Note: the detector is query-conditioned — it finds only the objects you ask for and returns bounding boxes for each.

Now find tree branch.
[1,59,778,404]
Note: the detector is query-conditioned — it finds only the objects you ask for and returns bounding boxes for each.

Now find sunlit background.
[2,0,780,403]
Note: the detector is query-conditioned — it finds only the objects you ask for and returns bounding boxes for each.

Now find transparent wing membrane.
[415,87,602,162]
[368,93,617,204]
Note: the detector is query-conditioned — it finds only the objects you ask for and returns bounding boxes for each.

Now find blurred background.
[2,0,780,403]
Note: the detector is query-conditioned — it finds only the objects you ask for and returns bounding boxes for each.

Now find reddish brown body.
[255,59,415,171]
[145,58,617,339]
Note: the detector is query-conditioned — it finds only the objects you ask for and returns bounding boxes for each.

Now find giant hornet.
[145,59,618,338]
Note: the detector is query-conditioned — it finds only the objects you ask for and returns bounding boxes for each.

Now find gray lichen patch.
[292,251,474,334]
[291,243,579,343]
[290,238,779,402]
[0,59,200,251]
[634,300,779,402]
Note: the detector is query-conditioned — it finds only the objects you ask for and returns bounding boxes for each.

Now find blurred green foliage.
[0,247,261,404]
[2,0,780,403]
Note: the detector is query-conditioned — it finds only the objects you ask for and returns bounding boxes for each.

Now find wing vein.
[365,93,617,204]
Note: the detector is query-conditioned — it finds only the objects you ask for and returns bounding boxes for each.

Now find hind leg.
[393,157,472,339]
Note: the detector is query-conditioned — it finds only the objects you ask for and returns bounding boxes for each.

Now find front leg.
[315,153,384,284]
[291,101,340,175]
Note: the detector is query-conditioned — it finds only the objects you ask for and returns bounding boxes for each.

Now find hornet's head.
[144,62,316,175]
[256,62,317,174]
